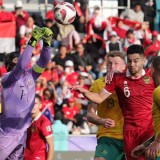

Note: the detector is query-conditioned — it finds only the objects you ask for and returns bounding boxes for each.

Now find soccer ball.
[54,2,76,25]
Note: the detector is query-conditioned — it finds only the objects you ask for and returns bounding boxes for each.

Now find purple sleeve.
[32,46,51,80]
[2,45,33,87]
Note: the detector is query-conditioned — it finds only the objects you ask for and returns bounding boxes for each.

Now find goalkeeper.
[0,26,53,160]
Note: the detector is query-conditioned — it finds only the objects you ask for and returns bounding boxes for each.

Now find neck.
[132,70,143,79]
[32,111,40,120]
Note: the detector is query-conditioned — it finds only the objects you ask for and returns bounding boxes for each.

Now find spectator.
[52,45,73,70]
[120,3,144,23]
[87,6,111,38]
[24,94,54,160]
[60,60,79,86]
[123,29,141,52]
[12,0,29,48]
[68,113,90,135]
[73,0,89,33]
[52,111,69,151]
[73,43,96,78]
[106,31,122,53]
[19,16,35,38]
[62,97,79,123]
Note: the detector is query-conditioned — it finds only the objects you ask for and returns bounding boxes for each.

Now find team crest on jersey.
[31,126,36,132]
[143,76,150,84]
[28,79,33,86]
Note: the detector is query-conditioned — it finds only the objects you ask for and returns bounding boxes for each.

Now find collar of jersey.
[32,112,42,123]
[126,69,146,79]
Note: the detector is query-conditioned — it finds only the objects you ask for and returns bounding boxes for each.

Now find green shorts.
[95,137,125,160]
[156,157,160,160]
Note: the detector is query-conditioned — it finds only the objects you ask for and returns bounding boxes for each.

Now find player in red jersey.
[71,44,155,160]
[24,94,54,160]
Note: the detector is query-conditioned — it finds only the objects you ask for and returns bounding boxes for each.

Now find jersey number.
[124,87,130,97]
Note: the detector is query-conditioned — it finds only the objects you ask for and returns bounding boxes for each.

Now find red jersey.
[62,106,79,120]
[104,70,155,130]
[24,113,53,160]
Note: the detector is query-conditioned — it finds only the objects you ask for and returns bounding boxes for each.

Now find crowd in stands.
[0,0,158,135]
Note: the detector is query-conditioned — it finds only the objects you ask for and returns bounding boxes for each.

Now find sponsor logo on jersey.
[143,76,150,84]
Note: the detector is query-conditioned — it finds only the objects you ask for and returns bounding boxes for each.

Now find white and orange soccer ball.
[54,2,76,25]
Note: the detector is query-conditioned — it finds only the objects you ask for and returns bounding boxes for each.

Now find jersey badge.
[46,125,51,132]
[143,76,150,84]
[31,126,36,132]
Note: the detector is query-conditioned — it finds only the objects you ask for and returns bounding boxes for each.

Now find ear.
[12,57,18,64]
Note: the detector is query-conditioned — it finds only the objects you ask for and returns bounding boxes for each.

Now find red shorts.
[123,127,154,160]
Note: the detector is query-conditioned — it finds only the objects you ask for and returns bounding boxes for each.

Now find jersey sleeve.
[41,118,53,138]
[152,86,160,138]
[104,75,117,93]
[32,46,51,81]
[2,45,33,88]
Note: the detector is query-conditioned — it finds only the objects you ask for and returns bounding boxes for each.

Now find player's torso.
[0,71,35,134]
[1,71,35,115]
[26,116,46,151]
[90,78,124,140]
[152,86,160,138]
[115,73,155,129]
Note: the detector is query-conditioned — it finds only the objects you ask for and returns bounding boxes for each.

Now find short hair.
[152,56,160,73]
[127,44,144,56]
[107,50,125,62]
[54,111,64,121]
[35,94,42,102]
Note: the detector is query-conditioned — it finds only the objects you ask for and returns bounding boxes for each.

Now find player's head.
[106,50,126,73]
[126,44,145,76]
[32,94,42,115]
[151,56,160,87]
[4,52,20,72]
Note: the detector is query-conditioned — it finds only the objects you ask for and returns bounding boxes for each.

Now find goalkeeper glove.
[28,26,43,47]
[42,27,53,47]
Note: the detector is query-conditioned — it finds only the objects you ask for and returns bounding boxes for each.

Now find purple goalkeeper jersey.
[0,45,51,160]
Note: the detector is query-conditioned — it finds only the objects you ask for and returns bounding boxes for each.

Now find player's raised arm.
[70,85,111,104]
[2,26,43,87]
[32,27,53,80]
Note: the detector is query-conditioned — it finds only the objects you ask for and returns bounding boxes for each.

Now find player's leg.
[94,137,125,160]
[124,129,145,160]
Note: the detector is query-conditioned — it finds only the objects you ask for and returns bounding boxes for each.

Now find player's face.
[127,53,145,76]
[107,56,125,72]
[31,98,41,114]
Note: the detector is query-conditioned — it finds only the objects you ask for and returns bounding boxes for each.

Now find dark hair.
[126,29,134,35]
[107,50,125,62]
[4,52,20,72]
[54,111,64,121]
[45,18,53,23]
[152,56,160,73]
[35,94,42,102]
[126,44,144,56]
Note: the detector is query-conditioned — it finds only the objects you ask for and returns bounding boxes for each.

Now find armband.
[33,64,45,73]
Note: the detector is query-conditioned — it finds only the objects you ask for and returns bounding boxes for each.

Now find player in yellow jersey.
[131,56,160,160]
[87,51,126,160]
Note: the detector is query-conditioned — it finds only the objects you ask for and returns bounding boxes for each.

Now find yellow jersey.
[89,77,124,140]
[152,86,160,138]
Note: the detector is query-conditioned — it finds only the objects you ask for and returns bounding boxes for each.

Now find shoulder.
[153,86,160,101]
[90,77,105,92]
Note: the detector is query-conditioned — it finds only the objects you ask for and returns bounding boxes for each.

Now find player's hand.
[42,27,53,47]
[101,118,115,128]
[105,70,120,84]
[28,26,43,47]
[70,85,88,94]
[131,144,145,158]
[145,141,160,159]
